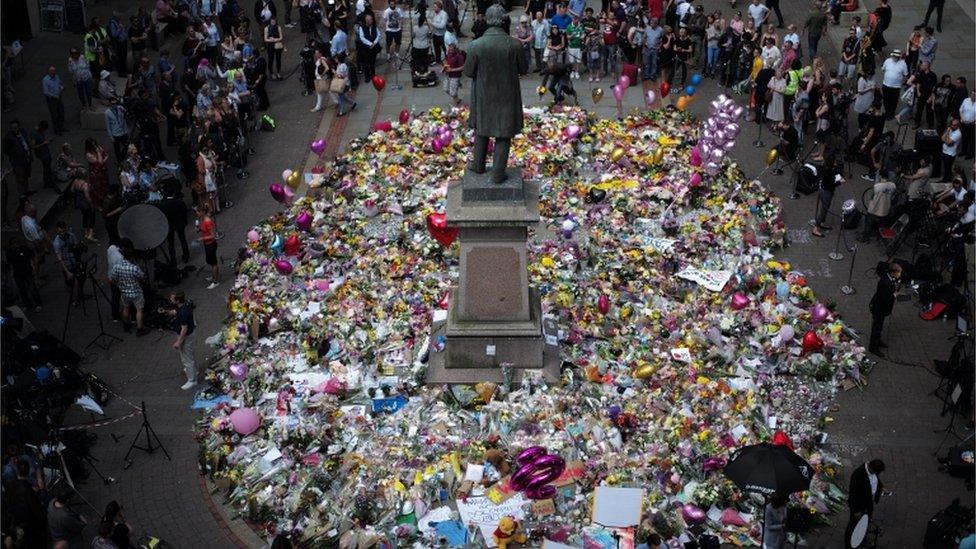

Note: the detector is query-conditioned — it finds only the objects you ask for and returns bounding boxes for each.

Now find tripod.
[123,401,171,468]
[61,255,122,351]
[787,142,818,200]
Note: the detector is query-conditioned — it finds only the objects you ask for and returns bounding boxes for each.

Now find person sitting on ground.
[771,120,799,175]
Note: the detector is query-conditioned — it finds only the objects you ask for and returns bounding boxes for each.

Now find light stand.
[122,401,172,468]
[829,203,855,261]
[61,255,122,351]
[841,244,858,295]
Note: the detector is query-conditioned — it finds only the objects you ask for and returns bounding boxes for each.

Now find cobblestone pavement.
[2,0,972,547]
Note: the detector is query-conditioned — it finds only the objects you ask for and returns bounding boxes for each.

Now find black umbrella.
[722,442,813,497]
[723,443,813,548]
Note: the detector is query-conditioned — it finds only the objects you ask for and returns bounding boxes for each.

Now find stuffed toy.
[483,449,511,485]
[493,515,526,549]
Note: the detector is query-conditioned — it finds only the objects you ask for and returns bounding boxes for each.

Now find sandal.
[811,230,825,238]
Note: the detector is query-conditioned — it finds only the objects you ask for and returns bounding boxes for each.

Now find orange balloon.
[676,96,689,111]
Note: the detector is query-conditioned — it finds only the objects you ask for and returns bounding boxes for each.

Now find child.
[442,43,464,105]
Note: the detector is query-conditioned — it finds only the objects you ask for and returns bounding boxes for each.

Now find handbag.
[329,77,347,93]
[314,78,329,93]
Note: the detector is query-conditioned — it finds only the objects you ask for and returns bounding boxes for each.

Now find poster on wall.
[39,0,65,32]
[64,0,86,33]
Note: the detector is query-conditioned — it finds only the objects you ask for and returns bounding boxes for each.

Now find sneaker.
[285,22,296,28]
[181,380,198,391]
[207,281,220,290]
[860,173,874,181]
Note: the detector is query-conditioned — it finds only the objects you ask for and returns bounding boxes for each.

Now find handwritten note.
[675,267,733,292]
[456,494,528,548]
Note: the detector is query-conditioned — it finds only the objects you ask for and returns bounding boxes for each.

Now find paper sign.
[456,493,528,548]
[582,525,635,549]
[675,267,734,292]
[670,347,692,363]
[591,486,644,527]
[464,463,485,483]
[371,395,409,414]
[485,478,518,504]
[486,345,496,356]
[552,461,585,486]
[532,499,556,516]
[417,505,454,535]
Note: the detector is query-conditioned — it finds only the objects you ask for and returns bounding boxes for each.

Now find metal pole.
[841,244,858,295]
[829,216,845,261]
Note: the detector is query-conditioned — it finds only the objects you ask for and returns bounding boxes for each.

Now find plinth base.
[424,321,561,384]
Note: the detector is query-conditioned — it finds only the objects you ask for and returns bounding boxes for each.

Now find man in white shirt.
[959,89,975,159]
[941,117,962,182]
[381,0,404,61]
[675,0,693,28]
[880,49,908,120]
[429,2,449,64]
[747,0,769,30]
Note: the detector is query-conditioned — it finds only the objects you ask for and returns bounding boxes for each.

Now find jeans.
[941,153,956,181]
[881,85,900,119]
[602,43,618,75]
[334,90,354,113]
[167,225,190,264]
[960,122,974,158]
[268,48,282,74]
[914,94,934,127]
[75,79,93,108]
[869,310,886,349]
[643,48,658,79]
[432,34,445,63]
[808,34,822,62]
[534,47,545,71]
[180,332,198,383]
[923,0,944,30]
[706,46,719,74]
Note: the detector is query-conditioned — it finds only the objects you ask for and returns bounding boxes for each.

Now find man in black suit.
[845,459,885,549]
[868,262,901,357]
[156,184,190,266]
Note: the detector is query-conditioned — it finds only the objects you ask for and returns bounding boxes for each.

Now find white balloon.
[282,169,293,182]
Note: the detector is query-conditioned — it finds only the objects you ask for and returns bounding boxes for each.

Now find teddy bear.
[493,515,526,549]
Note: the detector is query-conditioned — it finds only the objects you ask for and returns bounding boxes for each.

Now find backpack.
[260,114,276,132]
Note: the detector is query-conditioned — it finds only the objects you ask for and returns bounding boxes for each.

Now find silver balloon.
[726,123,740,136]
[722,139,736,150]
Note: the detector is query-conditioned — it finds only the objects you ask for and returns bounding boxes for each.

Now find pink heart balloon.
[690,147,702,167]
[282,186,295,205]
[295,211,313,232]
[229,363,249,381]
[229,408,260,435]
[810,302,829,324]
[564,124,582,140]
[689,172,703,187]
[730,291,750,310]
[617,74,630,89]
[247,229,260,242]
[274,259,293,275]
[612,84,625,101]
[432,138,444,153]
[309,138,327,155]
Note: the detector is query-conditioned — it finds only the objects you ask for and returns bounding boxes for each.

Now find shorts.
[838,61,856,79]
[204,241,218,266]
[443,76,460,97]
[121,292,145,310]
[567,47,582,64]
[386,30,401,48]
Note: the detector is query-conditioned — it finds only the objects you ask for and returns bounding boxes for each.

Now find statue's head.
[486,4,506,28]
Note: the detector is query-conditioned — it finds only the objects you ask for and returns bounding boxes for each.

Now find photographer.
[108,245,147,336]
[160,291,198,390]
[770,120,799,176]
[52,221,84,307]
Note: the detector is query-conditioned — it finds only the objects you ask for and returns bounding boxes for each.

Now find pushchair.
[410,47,438,88]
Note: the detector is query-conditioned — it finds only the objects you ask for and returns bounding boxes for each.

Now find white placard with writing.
[675,267,734,292]
[456,494,528,547]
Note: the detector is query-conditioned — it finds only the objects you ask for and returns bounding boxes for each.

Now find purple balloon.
[516,446,547,466]
[682,503,707,525]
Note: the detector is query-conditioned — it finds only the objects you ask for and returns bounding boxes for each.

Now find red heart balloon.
[426,213,458,247]
[660,81,670,98]
[598,294,610,314]
[398,108,410,125]
[372,75,386,91]
[801,330,824,353]
[284,233,302,256]
[373,119,393,132]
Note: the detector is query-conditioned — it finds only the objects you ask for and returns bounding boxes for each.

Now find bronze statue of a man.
[463,4,528,184]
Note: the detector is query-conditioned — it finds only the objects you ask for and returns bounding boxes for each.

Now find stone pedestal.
[425,169,559,384]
